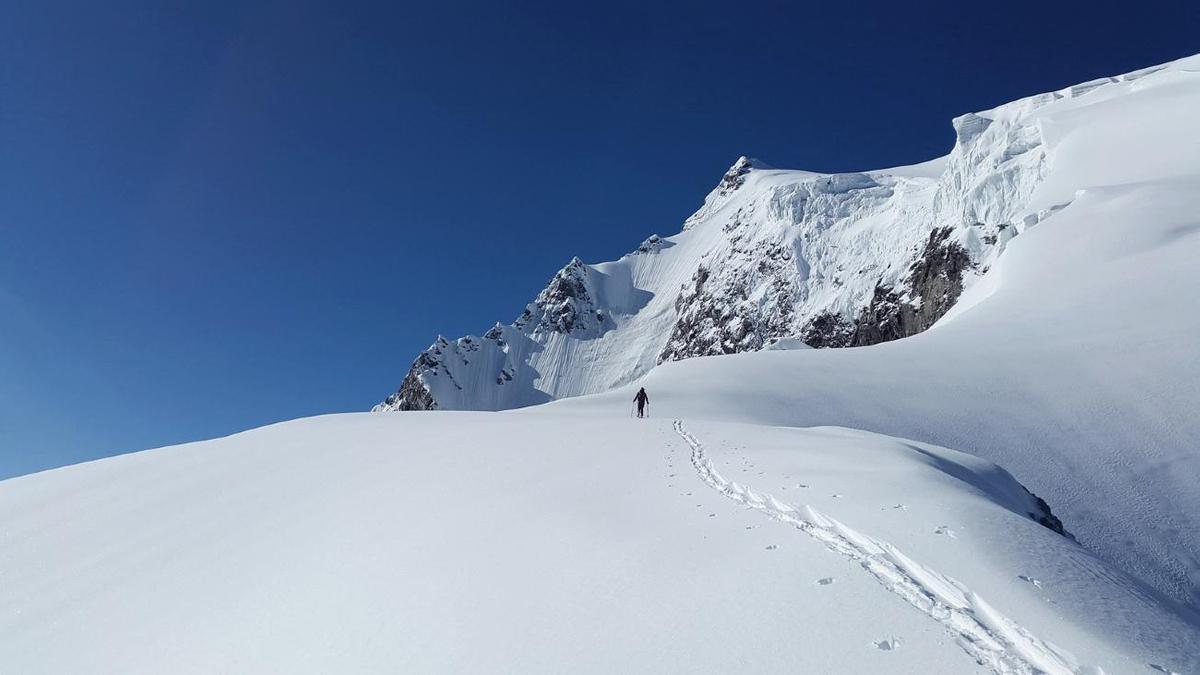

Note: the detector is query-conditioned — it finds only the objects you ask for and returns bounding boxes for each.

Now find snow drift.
[3,414,1197,673]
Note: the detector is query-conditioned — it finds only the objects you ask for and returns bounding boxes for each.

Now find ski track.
[672,419,1091,675]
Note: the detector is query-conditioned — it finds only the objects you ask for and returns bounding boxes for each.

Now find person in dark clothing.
[633,387,649,418]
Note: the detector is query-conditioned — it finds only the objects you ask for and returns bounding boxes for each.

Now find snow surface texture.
[545,57,1200,610]
[5,55,1200,674]
[381,55,1200,608]
[3,414,1197,673]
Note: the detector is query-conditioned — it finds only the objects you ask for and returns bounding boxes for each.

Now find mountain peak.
[729,155,772,171]
[718,156,771,195]
[376,53,1200,424]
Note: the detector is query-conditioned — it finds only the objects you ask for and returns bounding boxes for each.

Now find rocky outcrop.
[373,348,444,412]
[514,257,608,336]
[657,266,762,360]
[850,227,972,346]
[1027,489,1072,538]
[374,256,612,412]
[800,312,855,348]
[717,156,757,195]
[375,367,437,411]
[658,238,797,363]
[660,224,974,353]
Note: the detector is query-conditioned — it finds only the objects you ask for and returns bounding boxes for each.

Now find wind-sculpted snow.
[5,414,1197,672]
[9,53,1200,675]
[673,420,1082,675]
[552,106,1200,616]
[377,52,1200,620]
[376,54,1200,412]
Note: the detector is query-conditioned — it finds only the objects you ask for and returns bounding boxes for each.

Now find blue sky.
[2,0,1197,478]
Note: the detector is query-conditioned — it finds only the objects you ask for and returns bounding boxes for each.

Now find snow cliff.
[376,56,1190,415]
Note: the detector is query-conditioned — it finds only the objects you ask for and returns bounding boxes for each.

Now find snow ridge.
[377,55,1199,413]
[673,419,1088,675]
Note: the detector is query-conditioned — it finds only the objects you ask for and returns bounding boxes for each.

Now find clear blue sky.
[2,0,1196,478]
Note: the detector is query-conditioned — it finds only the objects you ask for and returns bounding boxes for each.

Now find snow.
[6,54,1200,673]
[448,52,1200,668]
[550,174,1200,612]
[4,413,1197,673]
[385,52,1196,412]
[384,157,950,409]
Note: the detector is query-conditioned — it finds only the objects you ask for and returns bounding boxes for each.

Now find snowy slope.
[373,53,1200,614]
[3,413,1197,673]
[377,154,970,411]
[5,54,1199,674]
[546,56,1200,612]
[375,51,1131,412]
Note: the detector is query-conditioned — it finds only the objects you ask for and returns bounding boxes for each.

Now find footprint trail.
[673,419,1087,675]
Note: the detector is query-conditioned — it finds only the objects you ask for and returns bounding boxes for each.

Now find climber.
[633,387,650,418]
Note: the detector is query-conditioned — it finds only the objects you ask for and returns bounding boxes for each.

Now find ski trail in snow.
[673,419,1088,675]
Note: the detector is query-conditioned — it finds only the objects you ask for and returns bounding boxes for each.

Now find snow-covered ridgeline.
[376,56,1190,412]
[547,52,1200,610]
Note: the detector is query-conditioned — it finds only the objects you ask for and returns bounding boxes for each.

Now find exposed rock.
[849,227,972,346]
[658,238,797,363]
[515,257,606,336]
[659,221,975,357]
[374,354,438,411]
[657,266,760,361]
[800,312,855,348]
[717,156,757,196]
[495,366,514,386]
[1027,489,1072,538]
[483,323,506,343]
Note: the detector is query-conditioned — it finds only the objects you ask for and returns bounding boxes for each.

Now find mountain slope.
[5,54,1200,674]
[546,56,1200,609]
[374,54,1200,615]
[376,53,1122,412]
[3,414,1196,673]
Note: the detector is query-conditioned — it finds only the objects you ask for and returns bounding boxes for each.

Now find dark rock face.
[1027,490,1072,538]
[658,239,797,363]
[378,355,439,411]
[800,312,855,348]
[495,366,514,386]
[660,225,974,358]
[717,156,756,196]
[378,331,498,411]
[483,323,505,343]
[849,227,972,347]
[848,285,919,346]
[515,257,605,336]
[657,266,760,361]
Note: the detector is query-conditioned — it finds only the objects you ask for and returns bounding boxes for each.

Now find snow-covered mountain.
[377,63,1073,411]
[541,53,1200,617]
[5,54,1200,674]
